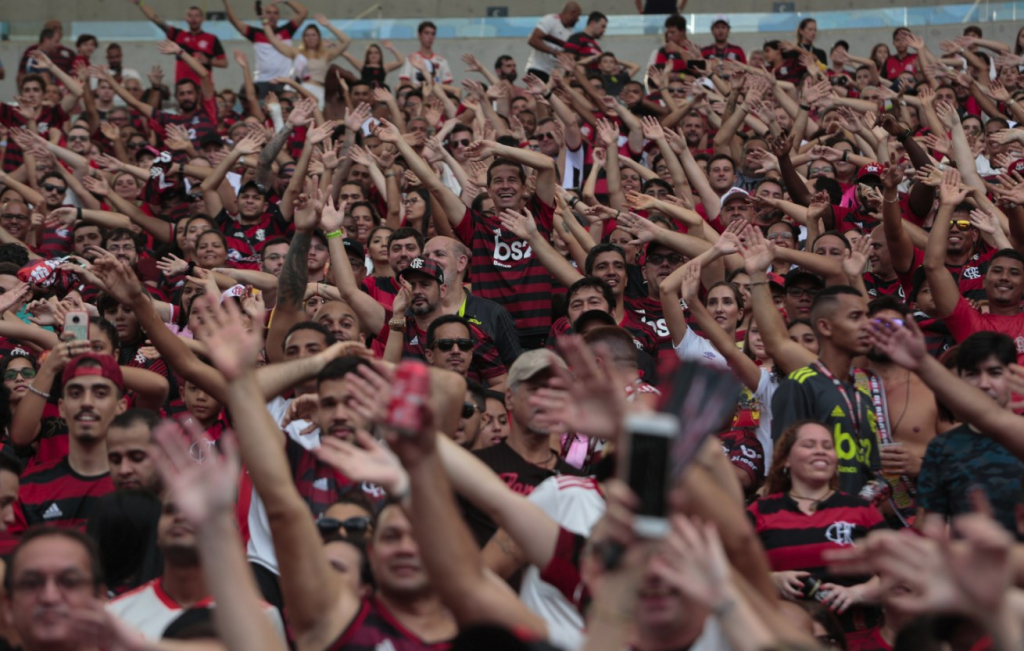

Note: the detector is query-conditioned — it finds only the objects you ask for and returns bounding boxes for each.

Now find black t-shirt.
[462,440,584,545]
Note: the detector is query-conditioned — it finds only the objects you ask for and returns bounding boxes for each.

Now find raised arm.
[31,52,82,114]
[100,68,154,118]
[320,193,386,334]
[127,0,170,30]
[195,294,356,647]
[261,19,300,59]
[924,168,968,318]
[158,40,214,100]
[739,225,816,374]
[499,208,582,288]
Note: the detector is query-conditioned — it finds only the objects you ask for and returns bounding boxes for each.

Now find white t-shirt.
[673,327,730,369]
[525,14,574,75]
[399,52,453,84]
[108,578,285,640]
[521,475,606,651]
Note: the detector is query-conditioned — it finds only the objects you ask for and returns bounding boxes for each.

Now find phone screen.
[629,433,672,517]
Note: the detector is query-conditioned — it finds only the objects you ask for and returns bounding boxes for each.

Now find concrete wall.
[1,20,1022,100]
[0,0,990,22]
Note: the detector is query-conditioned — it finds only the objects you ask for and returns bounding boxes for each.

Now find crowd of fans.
[3,2,1024,651]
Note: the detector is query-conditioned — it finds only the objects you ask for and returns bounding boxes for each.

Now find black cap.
[572,309,618,331]
[237,179,267,197]
[343,237,365,259]
[198,132,224,149]
[784,268,825,289]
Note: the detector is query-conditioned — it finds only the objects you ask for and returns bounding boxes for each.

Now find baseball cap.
[720,187,750,206]
[766,271,786,289]
[62,353,125,392]
[238,179,268,197]
[398,257,444,285]
[712,15,730,27]
[573,309,618,332]
[198,132,225,149]
[507,349,568,389]
[857,162,885,181]
[343,238,365,259]
[784,268,825,289]
[135,145,160,162]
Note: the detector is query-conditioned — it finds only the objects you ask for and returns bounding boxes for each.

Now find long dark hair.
[763,420,839,495]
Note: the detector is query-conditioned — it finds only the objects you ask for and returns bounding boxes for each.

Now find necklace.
[788,490,833,513]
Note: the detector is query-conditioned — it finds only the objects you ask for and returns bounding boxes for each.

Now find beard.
[500,70,518,82]
[179,99,197,113]
[866,347,891,363]
[410,298,437,316]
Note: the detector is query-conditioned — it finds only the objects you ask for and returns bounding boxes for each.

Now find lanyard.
[814,362,861,433]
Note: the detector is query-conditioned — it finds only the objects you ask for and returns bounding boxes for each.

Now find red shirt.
[164,26,225,85]
[884,52,918,80]
[945,295,1024,364]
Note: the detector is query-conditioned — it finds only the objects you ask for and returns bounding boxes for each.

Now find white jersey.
[245,396,320,574]
[521,475,606,651]
[107,578,285,640]
[525,14,574,75]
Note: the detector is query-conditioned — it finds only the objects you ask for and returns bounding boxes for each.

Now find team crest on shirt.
[37,122,49,133]
[198,39,208,50]
[255,228,265,242]
[1015,337,1024,354]
[825,521,855,546]
[962,266,981,280]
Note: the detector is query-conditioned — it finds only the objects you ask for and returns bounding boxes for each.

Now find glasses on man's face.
[461,401,480,419]
[0,213,29,223]
[646,253,684,266]
[950,219,973,231]
[107,243,136,254]
[11,572,95,596]
[263,253,285,262]
[4,368,36,381]
[451,139,471,148]
[667,86,686,95]
[127,141,145,150]
[432,338,474,352]
[42,184,67,194]
[768,232,794,241]
[808,167,833,176]
[536,132,556,141]
[786,286,820,299]
[68,135,90,143]
[316,516,371,536]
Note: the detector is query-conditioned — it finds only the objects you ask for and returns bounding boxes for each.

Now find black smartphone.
[620,413,679,538]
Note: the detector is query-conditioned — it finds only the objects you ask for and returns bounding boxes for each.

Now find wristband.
[883,196,900,204]
[897,128,913,142]
[76,207,82,222]
[384,171,395,178]
[388,318,407,332]
[186,261,196,275]
[799,103,811,111]
[27,385,50,400]
[325,229,343,239]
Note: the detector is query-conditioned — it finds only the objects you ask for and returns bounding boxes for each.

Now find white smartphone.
[63,311,90,341]
[620,413,680,539]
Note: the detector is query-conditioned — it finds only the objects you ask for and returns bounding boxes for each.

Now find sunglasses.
[432,338,474,352]
[0,213,29,222]
[462,401,480,419]
[42,183,67,194]
[950,219,973,231]
[451,139,471,147]
[646,253,684,266]
[68,135,90,142]
[536,132,557,141]
[786,286,820,298]
[127,141,145,149]
[4,368,36,381]
[316,516,371,535]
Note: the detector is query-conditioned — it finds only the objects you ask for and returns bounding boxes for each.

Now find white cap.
[712,15,730,27]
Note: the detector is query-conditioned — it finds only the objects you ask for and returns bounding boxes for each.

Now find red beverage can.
[387,360,431,437]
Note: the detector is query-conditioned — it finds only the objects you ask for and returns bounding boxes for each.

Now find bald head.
[561,2,582,26]
[423,236,470,286]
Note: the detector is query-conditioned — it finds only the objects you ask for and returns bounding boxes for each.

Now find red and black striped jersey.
[862,272,905,302]
[453,196,556,337]
[0,104,68,172]
[547,312,658,358]
[215,206,290,261]
[747,492,885,579]
[152,97,219,147]
[8,457,114,536]
[700,43,747,63]
[364,276,401,312]
[164,27,225,85]
[325,596,451,651]
[18,44,77,76]
[285,438,388,517]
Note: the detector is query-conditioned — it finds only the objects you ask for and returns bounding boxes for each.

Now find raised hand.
[650,517,731,610]
[315,430,409,497]
[292,175,321,233]
[156,253,190,277]
[191,290,263,380]
[738,223,775,274]
[868,315,927,371]
[234,130,267,155]
[842,233,871,278]
[157,40,183,56]
[232,50,249,68]
[288,97,318,127]
[308,119,338,145]
[678,259,702,302]
[371,117,401,143]
[938,166,968,205]
[640,115,665,141]
[595,117,619,148]
[90,249,146,304]
[498,208,539,240]
[151,419,240,526]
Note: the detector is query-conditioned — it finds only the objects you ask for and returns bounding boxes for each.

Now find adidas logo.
[789,368,818,383]
[831,405,846,418]
[312,478,329,491]
[42,503,63,520]
[409,336,419,346]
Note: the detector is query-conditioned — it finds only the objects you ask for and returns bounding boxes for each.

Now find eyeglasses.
[808,167,833,175]
[67,135,90,143]
[10,572,95,595]
[106,243,136,253]
[316,516,371,535]
[646,253,684,266]
[263,253,285,262]
[536,132,557,141]
[127,141,145,150]
[462,401,480,419]
[786,286,820,298]
[451,139,471,147]
[950,219,973,231]
[667,87,687,94]
[42,184,67,194]
[0,213,29,222]
[768,232,794,240]
[432,338,474,352]
[4,368,36,381]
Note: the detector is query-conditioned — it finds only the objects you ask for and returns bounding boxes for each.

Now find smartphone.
[63,311,90,341]
[255,0,262,16]
[620,413,679,538]
[687,60,708,72]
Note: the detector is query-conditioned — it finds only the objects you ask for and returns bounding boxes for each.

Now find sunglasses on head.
[4,368,36,381]
[461,401,480,419]
[432,338,474,352]
[950,219,973,231]
[42,183,67,194]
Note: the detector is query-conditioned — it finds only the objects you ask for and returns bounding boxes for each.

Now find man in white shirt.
[525,1,583,82]
[399,21,453,85]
